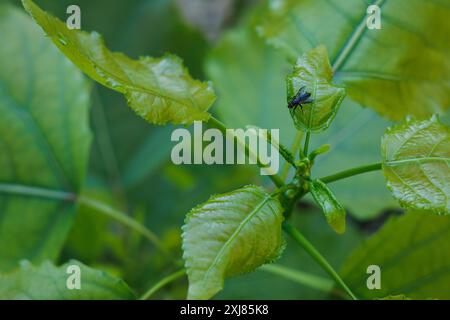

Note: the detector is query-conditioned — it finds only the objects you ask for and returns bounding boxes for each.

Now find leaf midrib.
[385,157,450,166]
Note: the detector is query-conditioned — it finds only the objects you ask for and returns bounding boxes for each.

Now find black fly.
[288,86,313,112]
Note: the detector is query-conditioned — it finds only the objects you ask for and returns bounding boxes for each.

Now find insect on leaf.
[182,185,285,300]
[381,116,450,214]
[0,260,135,299]
[309,179,346,234]
[22,0,216,125]
[286,45,346,132]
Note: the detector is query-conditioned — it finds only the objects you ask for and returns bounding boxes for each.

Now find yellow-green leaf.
[381,116,450,214]
[22,0,216,125]
[182,185,285,300]
[286,45,345,132]
[309,179,346,234]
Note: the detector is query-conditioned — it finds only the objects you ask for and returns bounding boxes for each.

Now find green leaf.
[22,0,216,125]
[182,185,285,300]
[341,210,450,299]
[286,45,345,132]
[257,0,450,120]
[0,260,135,299]
[381,116,450,214]
[204,14,295,147]
[310,101,398,220]
[0,4,91,270]
[309,180,346,234]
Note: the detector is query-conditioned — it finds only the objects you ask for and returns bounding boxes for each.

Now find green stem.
[283,222,358,300]
[208,116,285,188]
[332,0,386,72]
[139,269,186,300]
[303,130,311,156]
[78,195,173,260]
[260,264,333,293]
[0,183,172,260]
[320,162,382,184]
[0,183,75,201]
[281,131,303,181]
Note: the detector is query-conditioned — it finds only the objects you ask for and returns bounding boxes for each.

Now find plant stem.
[0,183,75,201]
[332,0,386,73]
[0,183,173,260]
[78,195,173,260]
[139,269,186,300]
[281,131,303,181]
[303,130,311,156]
[208,116,285,188]
[260,264,333,293]
[320,162,382,184]
[283,222,358,300]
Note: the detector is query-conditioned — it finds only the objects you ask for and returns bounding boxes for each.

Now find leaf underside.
[342,210,450,299]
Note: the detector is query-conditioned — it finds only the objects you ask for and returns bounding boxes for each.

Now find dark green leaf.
[0,260,135,299]
[379,295,411,300]
[381,116,450,214]
[182,185,285,299]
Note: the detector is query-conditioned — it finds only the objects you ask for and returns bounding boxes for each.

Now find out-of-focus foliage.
[0,260,135,299]
[342,210,450,299]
